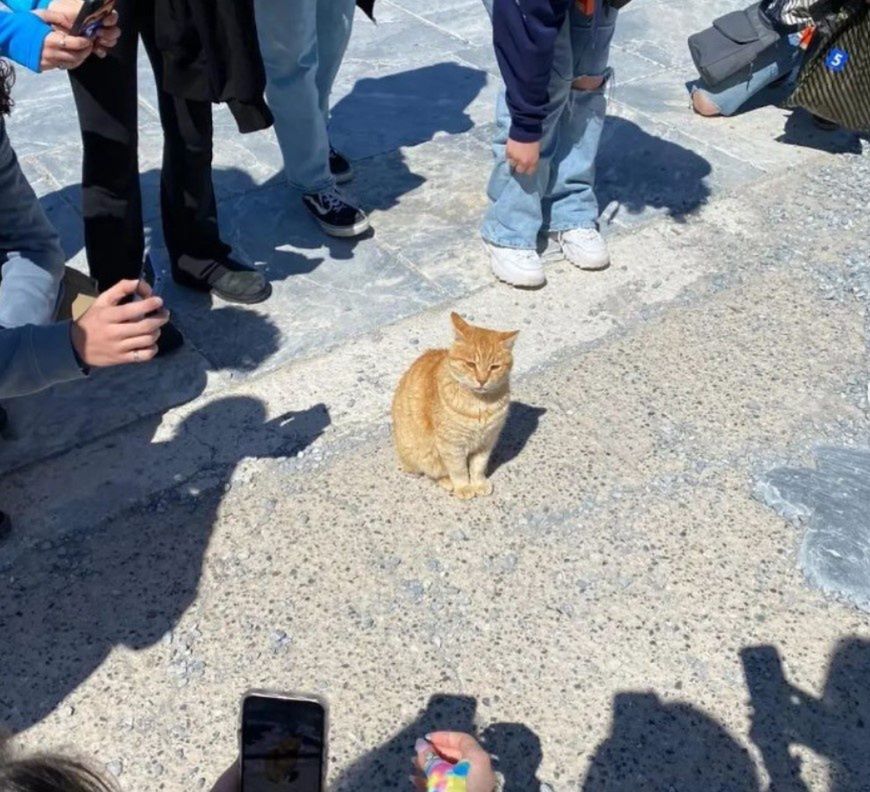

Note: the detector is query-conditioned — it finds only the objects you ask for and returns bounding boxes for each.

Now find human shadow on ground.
[581,637,870,792]
[777,108,865,155]
[38,64,486,298]
[482,722,545,792]
[490,403,547,475]
[331,694,543,792]
[0,304,282,474]
[742,638,870,792]
[581,691,761,791]
[0,396,330,734]
[330,62,488,161]
[594,117,713,222]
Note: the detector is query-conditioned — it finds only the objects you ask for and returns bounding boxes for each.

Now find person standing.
[34,0,273,357]
[482,0,619,288]
[0,4,166,540]
[254,0,371,239]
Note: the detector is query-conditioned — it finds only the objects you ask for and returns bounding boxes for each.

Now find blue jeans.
[0,120,64,330]
[482,0,617,249]
[692,34,802,117]
[254,0,356,193]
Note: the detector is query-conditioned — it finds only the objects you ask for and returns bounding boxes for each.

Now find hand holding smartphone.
[70,0,116,39]
[240,691,328,792]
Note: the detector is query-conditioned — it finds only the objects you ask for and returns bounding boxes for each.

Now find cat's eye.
[489,364,502,371]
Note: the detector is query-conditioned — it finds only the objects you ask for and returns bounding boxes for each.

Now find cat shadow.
[490,403,547,475]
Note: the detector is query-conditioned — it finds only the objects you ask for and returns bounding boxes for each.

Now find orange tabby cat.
[392,312,519,499]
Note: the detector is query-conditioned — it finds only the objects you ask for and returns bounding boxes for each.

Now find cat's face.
[446,312,519,394]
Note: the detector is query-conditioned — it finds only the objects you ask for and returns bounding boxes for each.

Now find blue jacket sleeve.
[0,321,87,398]
[0,7,50,71]
[4,0,52,10]
[492,0,569,142]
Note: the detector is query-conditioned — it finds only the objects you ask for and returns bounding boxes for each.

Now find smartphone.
[70,0,116,39]
[240,690,328,792]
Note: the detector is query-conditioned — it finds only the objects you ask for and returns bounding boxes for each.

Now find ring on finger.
[133,349,141,362]
[61,33,68,49]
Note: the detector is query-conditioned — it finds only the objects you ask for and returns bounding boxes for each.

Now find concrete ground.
[2,0,870,790]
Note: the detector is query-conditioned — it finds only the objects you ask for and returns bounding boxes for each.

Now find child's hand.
[413,733,496,792]
[506,138,540,175]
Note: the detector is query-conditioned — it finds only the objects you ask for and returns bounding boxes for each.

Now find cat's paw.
[453,484,478,500]
[471,479,494,497]
[437,478,454,492]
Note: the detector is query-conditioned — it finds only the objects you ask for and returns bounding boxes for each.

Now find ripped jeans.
[482,0,617,249]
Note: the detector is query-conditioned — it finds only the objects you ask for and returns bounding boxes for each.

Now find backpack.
[786,0,870,131]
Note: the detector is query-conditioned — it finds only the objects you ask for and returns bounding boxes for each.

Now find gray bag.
[688,3,781,86]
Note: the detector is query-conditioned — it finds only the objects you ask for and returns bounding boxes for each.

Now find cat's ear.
[499,329,519,349]
[451,312,472,339]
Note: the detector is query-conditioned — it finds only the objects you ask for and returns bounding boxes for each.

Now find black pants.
[68,0,229,292]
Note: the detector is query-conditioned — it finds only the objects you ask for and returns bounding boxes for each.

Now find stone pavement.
[2,0,865,477]
[2,1,870,790]
[2,151,870,792]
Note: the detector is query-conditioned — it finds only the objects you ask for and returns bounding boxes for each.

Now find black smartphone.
[240,690,328,792]
[70,0,115,38]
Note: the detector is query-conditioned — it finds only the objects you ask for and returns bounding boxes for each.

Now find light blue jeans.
[254,0,356,194]
[0,119,64,330]
[482,0,617,249]
[692,33,802,117]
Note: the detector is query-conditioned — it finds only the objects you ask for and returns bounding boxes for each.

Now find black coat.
[155,0,273,133]
[357,0,376,19]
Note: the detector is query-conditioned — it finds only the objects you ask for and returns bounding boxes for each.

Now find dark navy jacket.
[493,0,571,142]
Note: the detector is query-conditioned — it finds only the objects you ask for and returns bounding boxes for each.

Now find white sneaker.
[555,227,610,270]
[483,241,546,288]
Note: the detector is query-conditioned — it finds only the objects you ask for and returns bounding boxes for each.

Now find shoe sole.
[486,248,547,288]
[212,281,274,305]
[566,254,611,271]
[314,215,372,238]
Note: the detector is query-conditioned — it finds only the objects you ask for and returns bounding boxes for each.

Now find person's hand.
[40,1,121,58]
[43,0,87,29]
[70,279,169,368]
[506,138,540,175]
[413,732,496,792]
[34,20,94,71]
[92,11,120,56]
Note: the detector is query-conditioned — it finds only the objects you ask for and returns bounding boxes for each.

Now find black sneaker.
[329,146,354,184]
[173,256,272,305]
[302,187,371,238]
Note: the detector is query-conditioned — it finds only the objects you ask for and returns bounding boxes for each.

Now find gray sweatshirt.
[0,320,87,398]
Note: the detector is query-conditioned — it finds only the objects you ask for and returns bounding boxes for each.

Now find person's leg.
[691,33,803,117]
[545,1,617,237]
[254,0,368,238]
[315,0,355,125]
[138,1,228,271]
[67,0,143,292]
[254,0,332,193]
[138,2,269,303]
[0,120,64,329]
[481,2,573,251]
